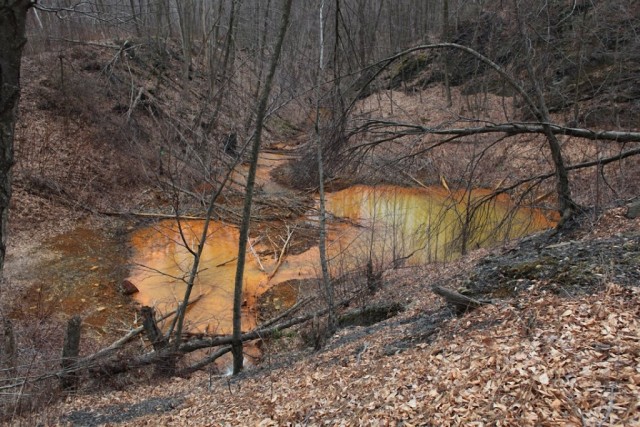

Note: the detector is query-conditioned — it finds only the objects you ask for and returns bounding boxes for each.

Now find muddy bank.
[3,218,135,336]
[302,219,640,365]
[443,230,640,301]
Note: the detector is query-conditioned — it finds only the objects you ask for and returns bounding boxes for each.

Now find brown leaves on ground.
[50,282,639,426]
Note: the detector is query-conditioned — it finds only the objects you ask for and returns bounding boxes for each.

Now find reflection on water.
[324,185,555,266]
[129,221,269,334]
[129,184,555,333]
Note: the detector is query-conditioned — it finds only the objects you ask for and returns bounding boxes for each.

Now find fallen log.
[94,295,353,375]
[75,294,204,367]
[61,316,82,390]
[432,285,488,314]
[176,297,312,375]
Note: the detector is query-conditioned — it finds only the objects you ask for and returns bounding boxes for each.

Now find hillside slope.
[3,4,640,423]
[22,211,640,426]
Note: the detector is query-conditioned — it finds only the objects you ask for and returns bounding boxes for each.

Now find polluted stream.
[127,183,554,335]
[15,152,556,356]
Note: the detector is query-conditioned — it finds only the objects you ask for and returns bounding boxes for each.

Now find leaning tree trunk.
[231,0,293,376]
[316,0,334,333]
[0,0,33,274]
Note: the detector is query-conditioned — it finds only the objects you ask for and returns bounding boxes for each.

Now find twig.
[126,86,144,122]
[267,226,295,280]
[215,257,237,267]
[356,342,370,364]
[258,297,313,329]
[248,238,266,272]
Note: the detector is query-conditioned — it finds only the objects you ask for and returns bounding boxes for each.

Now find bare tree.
[231,0,293,375]
[315,0,334,333]
[346,40,635,226]
[512,0,577,225]
[0,0,34,274]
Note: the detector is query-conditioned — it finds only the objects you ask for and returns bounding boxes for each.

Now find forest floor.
[3,41,640,426]
[8,209,638,426]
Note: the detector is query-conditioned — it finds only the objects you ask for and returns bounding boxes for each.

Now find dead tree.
[232,0,294,375]
[61,315,82,391]
[140,306,168,352]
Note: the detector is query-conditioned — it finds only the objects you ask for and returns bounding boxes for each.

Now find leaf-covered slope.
[41,212,640,427]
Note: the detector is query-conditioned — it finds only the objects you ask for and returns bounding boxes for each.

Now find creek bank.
[5,219,135,336]
[316,219,640,360]
[444,230,640,301]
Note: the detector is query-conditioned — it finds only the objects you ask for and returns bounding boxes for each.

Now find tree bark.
[140,306,167,352]
[0,0,32,274]
[316,0,335,334]
[231,0,293,375]
[61,315,82,390]
[1,318,16,376]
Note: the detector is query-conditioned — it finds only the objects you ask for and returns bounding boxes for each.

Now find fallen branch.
[171,299,313,374]
[77,294,204,366]
[126,86,144,122]
[248,237,266,272]
[358,119,640,143]
[98,210,209,220]
[215,257,237,267]
[432,286,487,314]
[479,146,640,204]
[268,226,295,280]
[258,297,312,329]
[95,295,354,375]
[178,346,231,376]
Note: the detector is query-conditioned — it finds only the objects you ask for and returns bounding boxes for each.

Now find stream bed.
[127,184,555,334]
[9,150,555,338]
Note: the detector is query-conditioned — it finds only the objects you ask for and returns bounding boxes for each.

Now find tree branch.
[357,119,640,143]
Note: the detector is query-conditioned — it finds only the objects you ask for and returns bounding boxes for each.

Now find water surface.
[128,184,555,333]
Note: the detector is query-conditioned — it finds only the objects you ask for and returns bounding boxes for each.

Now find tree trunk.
[442,0,452,107]
[0,0,32,274]
[316,0,334,333]
[231,0,293,376]
[61,315,82,390]
[141,306,167,352]
[514,1,577,225]
[207,0,237,133]
[176,0,194,96]
[1,318,16,377]
[128,0,141,37]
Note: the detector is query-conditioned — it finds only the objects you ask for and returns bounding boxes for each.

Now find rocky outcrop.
[627,200,640,219]
[446,231,640,300]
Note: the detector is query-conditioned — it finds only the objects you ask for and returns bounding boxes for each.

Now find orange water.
[323,185,555,265]
[129,221,269,334]
[128,184,555,333]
